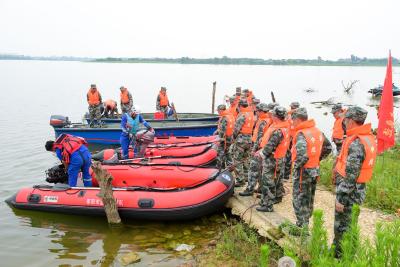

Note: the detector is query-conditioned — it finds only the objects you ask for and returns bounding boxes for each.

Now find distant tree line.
[1,53,398,66]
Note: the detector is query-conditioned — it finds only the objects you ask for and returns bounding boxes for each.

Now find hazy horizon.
[1,0,399,59]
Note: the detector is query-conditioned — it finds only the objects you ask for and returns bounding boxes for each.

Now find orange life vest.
[238,107,256,135]
[228,105,238,118]
[246,91,254,105]
[104,99,116,109]
[87,89,100,105]
[54,134,88,164]
[335,123,377,183]
[252,113,272,142]
[332,116,345,139]
[120,90,130,104]
[291,119,323,168]
[259,120,290,159]
[159,92,169,107]
[218,111,235,137]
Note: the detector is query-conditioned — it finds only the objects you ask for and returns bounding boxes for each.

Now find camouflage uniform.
[245,104,270,192]
[87,86,102,126]
[231,111,252,185]
[331,104,347,154]
[333,106,368,257]
[156,87,170,116]
[216,115,232,169]
[284,102,301,180]
[292,129,332,227]
[121,89,133,113]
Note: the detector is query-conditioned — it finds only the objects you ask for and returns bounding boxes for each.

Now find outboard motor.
[135,130,155,157]
[50,115,70,128]
[46,164,68,184]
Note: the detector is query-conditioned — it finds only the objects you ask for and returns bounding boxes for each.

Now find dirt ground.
[227,181,395,244]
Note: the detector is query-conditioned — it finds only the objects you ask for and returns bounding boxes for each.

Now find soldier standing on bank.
[231,99,256,186]
[332,106,377,257]
[215,104,235,169]
[87,84,102,127]
[256,106,290,212]
[284,101,301,180]
[290,107,332,235]
[120,86,133,113]
[331,104,346,153]
[239,103,272,196]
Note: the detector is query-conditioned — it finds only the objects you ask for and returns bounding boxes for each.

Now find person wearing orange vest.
[120,86,133,113]
[45,134,92,187]
[332,106,377,258]
[102,99,118,118]
[284,101,301,181]
[87,84,102,127]
[239,103,273,196]
[230,99,256,186]
[331,104,347,153]
[215,104,235,168]
[228,96,239,118]
[255,106,290,212]
[289,107,332,236]
[156,87,170,117]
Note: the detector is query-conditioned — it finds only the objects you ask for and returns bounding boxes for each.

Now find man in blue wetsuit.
[120,106,154,159]
[45,134,92,187]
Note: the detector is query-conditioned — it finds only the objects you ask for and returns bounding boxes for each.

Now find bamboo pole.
[92,162,122,224]
[270,91,276,103]
[212,82,217,114]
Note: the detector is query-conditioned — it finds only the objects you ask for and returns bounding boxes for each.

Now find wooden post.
[92,162,122,224]
[270,91,276,103]
[212,82,217,114]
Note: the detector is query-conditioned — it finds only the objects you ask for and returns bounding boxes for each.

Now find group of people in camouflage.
[87,85,171,127]
[215,88,377,257]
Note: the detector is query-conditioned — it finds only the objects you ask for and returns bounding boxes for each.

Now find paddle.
[171,102,179,122]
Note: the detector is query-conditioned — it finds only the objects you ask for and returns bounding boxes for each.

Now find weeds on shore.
[281,206,400,267]
[319,144,400,213]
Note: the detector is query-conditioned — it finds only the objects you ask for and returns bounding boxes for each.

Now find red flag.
[377,51,395,153]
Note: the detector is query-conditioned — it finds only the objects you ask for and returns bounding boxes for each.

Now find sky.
[0,0,398,59]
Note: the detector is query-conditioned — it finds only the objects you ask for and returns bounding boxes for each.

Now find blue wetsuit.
[56,146,92,187]
[120,113,151,159]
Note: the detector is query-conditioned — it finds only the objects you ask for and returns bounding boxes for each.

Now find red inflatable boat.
[6,169,234,220]
[92,143,218,165]
[91,164,219,188]
[152,135,218,144]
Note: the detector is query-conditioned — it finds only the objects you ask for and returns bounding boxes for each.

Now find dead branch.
[342,80,359,93]
[92,161,122,224]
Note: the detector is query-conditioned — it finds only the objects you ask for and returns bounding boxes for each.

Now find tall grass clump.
[287,206,400,266]
[216,223,261,266]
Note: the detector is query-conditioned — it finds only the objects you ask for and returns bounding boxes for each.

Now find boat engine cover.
[50,115,70,128]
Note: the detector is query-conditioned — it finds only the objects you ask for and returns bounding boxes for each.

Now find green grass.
[284,207,400,266]
[319,144,400,213]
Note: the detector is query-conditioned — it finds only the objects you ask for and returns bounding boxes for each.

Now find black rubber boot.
[239,189,254,196]
[256,206,274,212]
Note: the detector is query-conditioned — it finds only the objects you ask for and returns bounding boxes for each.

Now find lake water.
[0,60,398,266]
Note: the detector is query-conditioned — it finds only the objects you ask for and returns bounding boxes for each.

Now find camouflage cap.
[290,101,300,109]
[236,87,242,92]
[161,86,167,90]
[267,102,278,111]
[345,106,368,124]
[331,103,343,114]
[90,84,96,88]
[253,98,260,104]
[271,106,287,120]
[291,107,308,120]
[257,103,269,112]
[229,96,236,103]
[242,89,249,93]
[217,104,226,111]
[239,98,248,106]
[119,86,125,90]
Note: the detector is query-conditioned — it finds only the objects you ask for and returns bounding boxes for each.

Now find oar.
[171,102,179,122]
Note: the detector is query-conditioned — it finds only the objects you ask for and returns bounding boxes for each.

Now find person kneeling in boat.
[45,134,92,187]
[102,99,118,118]
[120,106,154,159]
